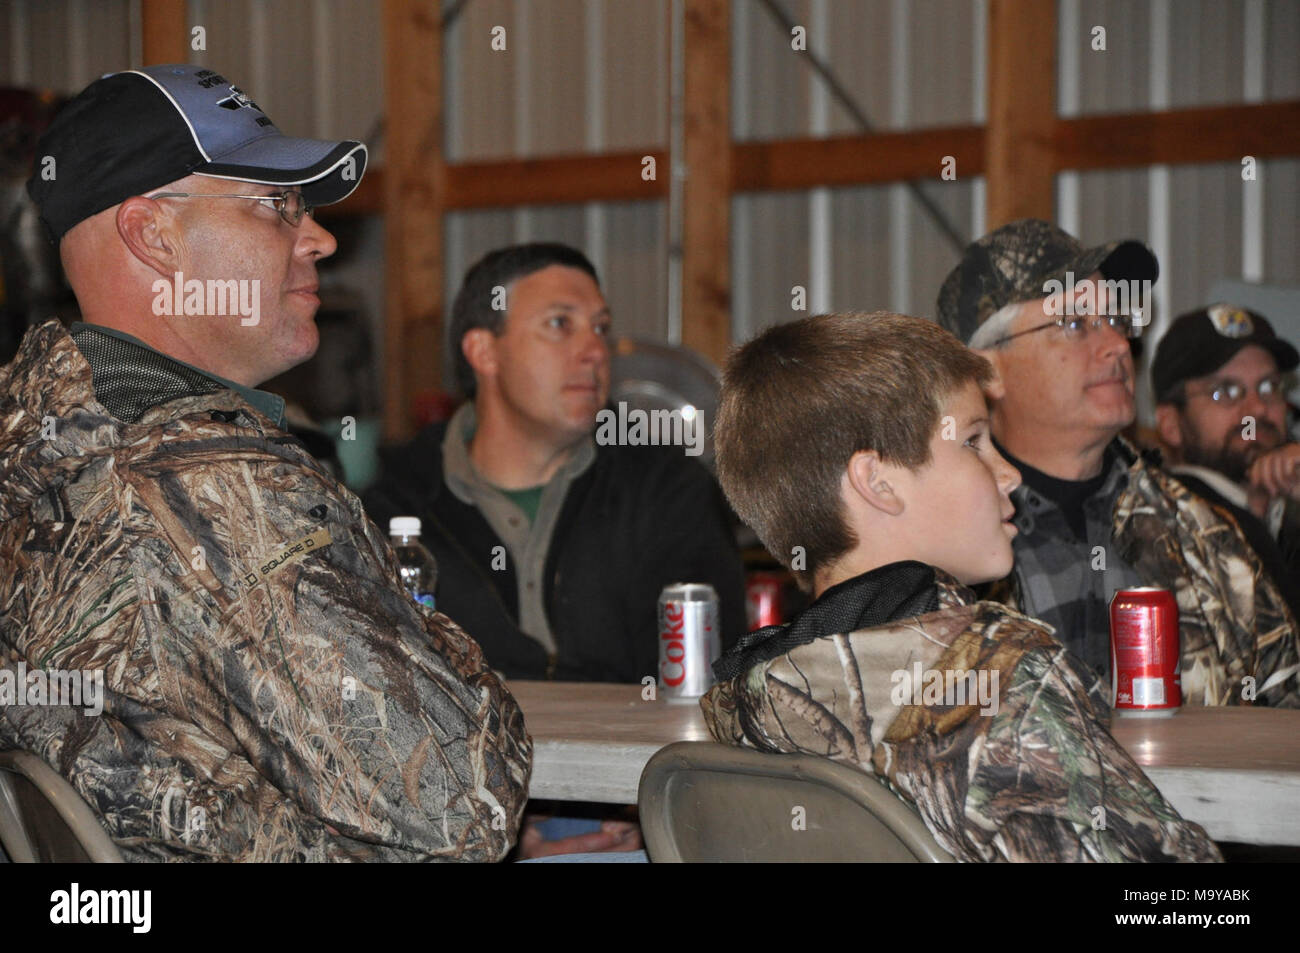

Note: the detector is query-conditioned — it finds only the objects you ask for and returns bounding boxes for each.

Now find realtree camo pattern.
[987,439,1300,708]
[0,321,531,861]
[701,576,1222,863]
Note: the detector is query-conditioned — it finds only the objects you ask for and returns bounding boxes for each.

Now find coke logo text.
[661,602,686,686]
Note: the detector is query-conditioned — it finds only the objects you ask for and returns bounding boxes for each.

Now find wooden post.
[985,0,1057,228]
[382,0,444,442]
[141,0,187,65]
[680,0,731,366]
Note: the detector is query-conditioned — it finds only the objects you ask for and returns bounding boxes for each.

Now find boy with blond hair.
[702,312,1219,862]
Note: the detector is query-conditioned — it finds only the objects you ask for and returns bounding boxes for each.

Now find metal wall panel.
[731,190,809,341]
[601,0,666,150]
[1264,159,1300,287]
[447,0,518,160]
[1266,0,1299,98]
[1071,0,1148,114]
[2,0,1294,394]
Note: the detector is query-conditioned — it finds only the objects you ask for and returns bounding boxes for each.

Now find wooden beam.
[382,0,443,442]
[317,101,1300,221]
[447,150,666,208]
[680,0,731,367]
[141,0,187,65]
[733,127,986,191]
[1053,101,1300,172]
[985,0,1056,227]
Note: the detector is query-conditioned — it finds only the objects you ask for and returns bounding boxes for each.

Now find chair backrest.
[0,750,123,863]
[638,741,954,862]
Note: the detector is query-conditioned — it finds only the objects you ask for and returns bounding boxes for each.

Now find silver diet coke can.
[658,582,720,702]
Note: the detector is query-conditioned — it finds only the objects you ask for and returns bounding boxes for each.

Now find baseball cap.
[936,218,1159,344]
[1151,304,1299,403]
[27,64,367,241]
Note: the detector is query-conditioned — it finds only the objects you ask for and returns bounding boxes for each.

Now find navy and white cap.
[27,64,367,241]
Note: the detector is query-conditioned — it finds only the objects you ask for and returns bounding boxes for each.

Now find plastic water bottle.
[390,516,438,610]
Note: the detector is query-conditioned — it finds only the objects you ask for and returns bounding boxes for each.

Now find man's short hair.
[715,311,993,590]
[450,242,599,398]
[967,302,1022,350]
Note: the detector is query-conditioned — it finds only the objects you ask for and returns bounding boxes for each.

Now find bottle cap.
[389,516,422,537]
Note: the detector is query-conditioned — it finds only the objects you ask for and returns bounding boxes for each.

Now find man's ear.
[115,196,180,280]
[972,347,1007,403]
[1154,402,1184,451]
[461,328,498,385]
[845,449,905,517]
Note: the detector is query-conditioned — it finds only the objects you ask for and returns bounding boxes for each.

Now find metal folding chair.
[638,741,954,862]
[0,750,123,863]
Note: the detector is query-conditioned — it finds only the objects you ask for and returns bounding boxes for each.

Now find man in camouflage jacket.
[703,563,1222,863]
[938,219,1300,708]
[0,65,530,861]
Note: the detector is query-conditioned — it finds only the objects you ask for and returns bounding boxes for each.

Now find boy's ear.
[1154,402,1184,451]
[845,449,905,517]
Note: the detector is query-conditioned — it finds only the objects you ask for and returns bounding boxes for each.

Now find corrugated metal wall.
[3,0,1297,413]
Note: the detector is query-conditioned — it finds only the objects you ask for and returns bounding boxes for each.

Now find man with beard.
[1153,304,1300,617]
[938,219,1299,708]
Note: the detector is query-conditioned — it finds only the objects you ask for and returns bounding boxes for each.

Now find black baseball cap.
[936,218,1159,343]
[1152,304,1299,403]
[27,64,367,241]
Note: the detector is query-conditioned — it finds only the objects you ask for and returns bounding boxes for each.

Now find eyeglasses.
[146,190,313,227]
[1182,376,1286,406]
[985,313,1140,348]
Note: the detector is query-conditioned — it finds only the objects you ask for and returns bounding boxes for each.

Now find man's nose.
[1240,387,1270,422]
[579,325,610,363]
[1092,317,1130,358]
[297,214,338,260]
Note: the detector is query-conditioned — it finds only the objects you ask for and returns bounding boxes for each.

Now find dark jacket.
[364,420,747,682]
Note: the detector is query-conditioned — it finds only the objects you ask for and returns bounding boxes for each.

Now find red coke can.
[745,572,784,630]
[658,583,720,703]
[1110,587,1181,717]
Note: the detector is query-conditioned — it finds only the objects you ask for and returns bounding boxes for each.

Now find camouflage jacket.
[0,321,531,861]
[702,561,1221,863]
[991,438,1300,708]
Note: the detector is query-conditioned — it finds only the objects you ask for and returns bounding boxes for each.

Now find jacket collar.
[713,561,955,681]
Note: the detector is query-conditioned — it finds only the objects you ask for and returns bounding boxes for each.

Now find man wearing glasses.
[1,65,530,861]
[937,219,1298,708]
[1153,305,1300,617]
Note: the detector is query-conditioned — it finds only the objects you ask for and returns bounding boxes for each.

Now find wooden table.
[510,680,1300,847]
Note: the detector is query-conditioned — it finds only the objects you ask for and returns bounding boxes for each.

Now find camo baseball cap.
[936,218,1159,344]
[27,64,367,241]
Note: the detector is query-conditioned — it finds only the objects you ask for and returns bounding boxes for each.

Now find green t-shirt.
[496,484,545,524]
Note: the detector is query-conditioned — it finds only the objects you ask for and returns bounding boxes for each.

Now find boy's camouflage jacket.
[702,562,1221,863]
[0,322,531,861]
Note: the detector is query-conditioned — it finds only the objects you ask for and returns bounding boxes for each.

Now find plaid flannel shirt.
[1004,447,1144,678]
[989,438,1300,707]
